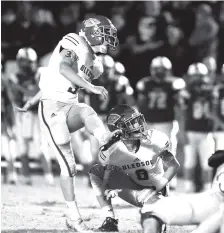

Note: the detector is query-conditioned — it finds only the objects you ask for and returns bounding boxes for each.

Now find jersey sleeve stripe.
[66,35,79,44]
[64,37,78,46]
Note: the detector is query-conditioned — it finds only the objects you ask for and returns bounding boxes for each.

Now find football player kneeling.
[89,104,180,232]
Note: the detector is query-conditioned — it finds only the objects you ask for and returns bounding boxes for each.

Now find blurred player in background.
[203,56,217,84]
[212,64,224,151]
[89,104,179,232]
[136,56,185,190]
[1,64,17,184]
[8,47,54,185]
[181,63,215,192]
[15,16,121,231]
[141,150,224,233]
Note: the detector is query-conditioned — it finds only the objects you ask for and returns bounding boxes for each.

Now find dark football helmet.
[150,56,172,79]
[79,15,119,51]
[16,47,37,73]
[106,104,147,141]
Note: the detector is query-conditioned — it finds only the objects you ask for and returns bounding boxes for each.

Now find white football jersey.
[105,129,170,187]
[212,163,224,196]
[39,33,103,103]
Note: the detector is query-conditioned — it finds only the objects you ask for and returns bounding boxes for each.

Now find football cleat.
[66,217,90,232]
[98,217,118,232]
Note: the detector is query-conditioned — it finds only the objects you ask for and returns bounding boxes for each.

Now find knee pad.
[50,112,70,146]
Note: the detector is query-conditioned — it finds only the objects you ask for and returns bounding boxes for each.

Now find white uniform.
[38,33,104,177]
[39,33,103,103]
[90,129,170,207]
[212,84,224,151]
[141,164,224,226]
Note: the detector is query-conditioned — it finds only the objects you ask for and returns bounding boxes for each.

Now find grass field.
[1,175,196,233]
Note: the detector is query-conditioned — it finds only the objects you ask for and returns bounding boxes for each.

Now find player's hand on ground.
[104,189,122,200]
[91,85,108,99]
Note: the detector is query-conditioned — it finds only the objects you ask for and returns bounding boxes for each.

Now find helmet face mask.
[150,56,172,80]
[107,105,147,141]
[80,16,119,51]
[123,113,147,140]
[94,25,118,51]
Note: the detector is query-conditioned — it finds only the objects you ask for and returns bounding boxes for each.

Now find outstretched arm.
[14,91,42,112]
[158,150,180,191]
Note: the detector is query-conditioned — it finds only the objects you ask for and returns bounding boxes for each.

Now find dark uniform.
[87,75,135,122]
[136,76,180,123]
[182,84,215,192]
[213,83,224,150]
[8,67,41,172]
[185,87,214,132]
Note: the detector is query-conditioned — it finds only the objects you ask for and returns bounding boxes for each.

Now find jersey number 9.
[136,169,149,180]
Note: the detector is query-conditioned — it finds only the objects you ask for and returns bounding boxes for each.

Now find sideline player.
[1,66,17,184]
[8,47,54,185]
[89,104,180,232]
[136,56,185,189]
[212,64,224,151]
[181,63,215,192]
[141,150,224,233]
[15,15,121,231]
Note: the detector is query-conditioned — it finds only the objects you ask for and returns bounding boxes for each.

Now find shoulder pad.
[148,129,170,153]
[126,86,134,95]
[61,33,88,53]
[172,78,186,90]
[118,75,129,86]
[136,77,148,91]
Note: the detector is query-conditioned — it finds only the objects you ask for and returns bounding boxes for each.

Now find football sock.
[102,205,115,219]
[66,200,82,220]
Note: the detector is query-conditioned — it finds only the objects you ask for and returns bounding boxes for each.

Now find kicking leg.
[67,103,121,163]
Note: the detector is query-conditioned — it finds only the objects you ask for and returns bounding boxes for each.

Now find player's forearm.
[162,157,179,185]
[59,63,95,93]
[29,91,42,106]
[157,155,179,191]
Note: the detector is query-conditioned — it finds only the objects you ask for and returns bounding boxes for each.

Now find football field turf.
[1,175,196,233]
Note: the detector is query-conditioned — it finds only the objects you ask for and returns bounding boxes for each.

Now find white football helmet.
[150,56,172,79]
[187,63,208,76]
